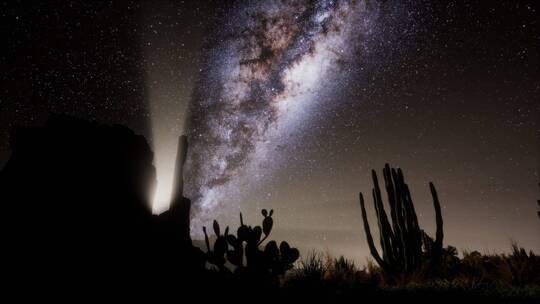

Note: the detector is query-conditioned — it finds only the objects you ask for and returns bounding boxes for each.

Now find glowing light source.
[140,2,203,215]
[151,144,176,213]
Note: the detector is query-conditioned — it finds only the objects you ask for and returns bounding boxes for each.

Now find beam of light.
[144,43,188,214]
[140,1,203,214]
[184,0,378,236]
[150,134,178,214]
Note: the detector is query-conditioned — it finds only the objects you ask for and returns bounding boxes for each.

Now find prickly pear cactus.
[203,220,230,271]
[203,209,300,279]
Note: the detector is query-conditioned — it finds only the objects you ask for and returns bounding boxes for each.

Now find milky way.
[184,0,378,232]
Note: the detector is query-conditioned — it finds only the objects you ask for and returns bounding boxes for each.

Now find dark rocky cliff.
[0,115,203,293]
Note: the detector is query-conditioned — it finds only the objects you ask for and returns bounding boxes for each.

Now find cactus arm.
[384,165,406,269]
[402,183,423,272]
[258,234,269,246]
[383,164,400,236]
[203,226,211,252]
[430,182,444,258]
[359,192,387,270]
[372,170,396,267]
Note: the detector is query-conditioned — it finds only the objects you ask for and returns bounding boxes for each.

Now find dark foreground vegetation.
[0,116,538,302]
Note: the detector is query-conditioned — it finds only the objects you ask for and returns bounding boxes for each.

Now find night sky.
[2,1,539,263]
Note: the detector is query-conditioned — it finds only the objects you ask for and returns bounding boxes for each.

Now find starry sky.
[2,1,539,263]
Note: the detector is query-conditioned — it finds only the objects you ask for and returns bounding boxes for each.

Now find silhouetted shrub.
[283,249,539,302]
[455,244,540,288]
[295,251,328,282]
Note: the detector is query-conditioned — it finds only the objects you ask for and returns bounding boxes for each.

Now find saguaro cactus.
[359,164,444,277]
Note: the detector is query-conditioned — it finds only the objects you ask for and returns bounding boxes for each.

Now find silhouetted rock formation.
[157,135,192,248]
[0,115,203,294]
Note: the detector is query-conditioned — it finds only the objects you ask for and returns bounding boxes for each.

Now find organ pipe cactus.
[359,164,444,278]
